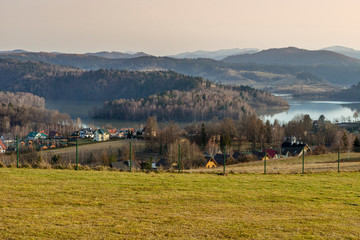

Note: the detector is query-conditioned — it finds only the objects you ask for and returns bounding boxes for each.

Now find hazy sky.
[1,0,360,55]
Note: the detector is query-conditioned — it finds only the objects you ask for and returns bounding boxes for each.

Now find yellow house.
[205,153,234,168]
[206,157,218,168]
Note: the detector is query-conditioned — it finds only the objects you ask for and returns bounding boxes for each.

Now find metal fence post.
[76,138,79,170]
[302,146,305,174]
[338,147,340,173]
[223,145,226,174]
[129,141,132,172]
[264,146,266,174]
[16,136,19,168]
[178,144,181,173]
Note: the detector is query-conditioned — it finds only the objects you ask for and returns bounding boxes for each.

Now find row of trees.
[142,113,355,169]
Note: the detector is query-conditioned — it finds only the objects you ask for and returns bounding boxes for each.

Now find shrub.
[238,154,255,163]
[51,154,62,164]
[0,160,5,168]
[313,145,329,155]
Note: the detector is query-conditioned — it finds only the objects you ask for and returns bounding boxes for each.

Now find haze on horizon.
[1,0,360,56]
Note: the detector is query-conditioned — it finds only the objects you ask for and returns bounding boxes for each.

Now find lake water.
[46,97,360,128]
[261,94,360,123]
[46,100,146,129]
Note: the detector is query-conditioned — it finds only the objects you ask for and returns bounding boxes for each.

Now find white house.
[94,129,110,141]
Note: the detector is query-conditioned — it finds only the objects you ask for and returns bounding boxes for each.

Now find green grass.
[1,169,360,239]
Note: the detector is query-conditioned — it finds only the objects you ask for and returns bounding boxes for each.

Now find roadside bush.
[313,145,329,155]
[238,154,255,163]
[21,162,32,168]
[141,160,152,170]
[51,154,62,164]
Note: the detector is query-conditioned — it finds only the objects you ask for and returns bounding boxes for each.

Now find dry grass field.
[195,152,360,174]
[1,168,359,239]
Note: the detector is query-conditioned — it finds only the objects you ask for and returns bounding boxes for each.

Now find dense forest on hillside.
[0,92,74,136]
[0,92,45,108]
[91,85,288,121]
[330,82,360,101]
[0,59,203,101]
[2,51,360,89]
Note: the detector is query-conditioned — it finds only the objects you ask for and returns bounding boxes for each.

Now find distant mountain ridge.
[322,46,360,60]
[2,47,360,91]
[0,49,28,54]
[169,48,259,60]
[223,47,360,66]
[85,51,151,59]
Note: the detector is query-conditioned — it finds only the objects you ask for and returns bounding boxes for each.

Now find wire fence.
[0,138,360,174]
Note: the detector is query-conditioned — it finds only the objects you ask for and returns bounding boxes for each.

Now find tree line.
[142,113,355,169]
[91,85,288,122]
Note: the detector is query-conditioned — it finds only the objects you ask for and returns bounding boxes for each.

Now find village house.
[48,131,62,139]
[94,129,110,141]
[281,138,311,157]
[1,133,15,148]
[80,128,94,139]
[107,128,118,137]
[205,153,233,168]
[0,138,7,153]
[27,131,48,140]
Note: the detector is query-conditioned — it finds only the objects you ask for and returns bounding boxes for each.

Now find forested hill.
[2,51,360,89]
[0,92,74,137]
[0,58,203,101]
[330,82,360,101]
[223,47,360,66]
[91,85,289,122]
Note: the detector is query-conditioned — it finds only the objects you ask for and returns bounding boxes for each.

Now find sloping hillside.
[223,47,360,66]
[1,50,357,91]
[0,59,203,101]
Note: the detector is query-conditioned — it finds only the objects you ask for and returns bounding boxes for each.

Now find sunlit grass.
[1,168,360,239]
[195,152,360,174]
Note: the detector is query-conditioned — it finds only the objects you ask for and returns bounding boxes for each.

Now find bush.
[238,154,255,163]
[141,160,152,170]
[313,145,329,155]
[51,154,62,164]
[0,160,5,168]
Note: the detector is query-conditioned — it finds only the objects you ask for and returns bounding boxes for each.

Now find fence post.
[302,146,305,174]
[129,142,132,172]
[76,138,79,170]
[16,136,19,168]
[338,147,340,173]
[178,144,181,173]
[223,145,226,174]
[264,146,266,174]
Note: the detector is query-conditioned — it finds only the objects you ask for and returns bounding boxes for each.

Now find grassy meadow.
[1,168,360,239]
[196,152,360,174]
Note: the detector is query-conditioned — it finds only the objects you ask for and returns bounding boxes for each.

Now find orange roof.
[39,130,48,136]
[0,139,6,150]
[107,129,118,134]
